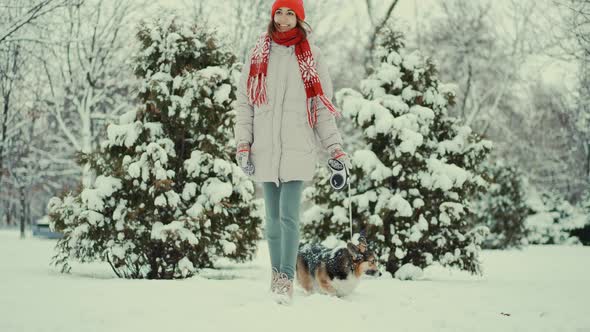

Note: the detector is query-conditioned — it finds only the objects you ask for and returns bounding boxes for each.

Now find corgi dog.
[295,236,381,297]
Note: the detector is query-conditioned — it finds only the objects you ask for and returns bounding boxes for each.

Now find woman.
[233,0,351,304]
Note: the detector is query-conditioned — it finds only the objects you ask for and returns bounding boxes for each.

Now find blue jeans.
[262,180,304,280]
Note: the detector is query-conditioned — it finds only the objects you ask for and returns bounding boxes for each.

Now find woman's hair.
[267,18,312,39]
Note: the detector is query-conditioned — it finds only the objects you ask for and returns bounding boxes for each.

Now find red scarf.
[247,29,341,128]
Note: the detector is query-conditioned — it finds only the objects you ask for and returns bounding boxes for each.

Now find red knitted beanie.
[271,0,305,21]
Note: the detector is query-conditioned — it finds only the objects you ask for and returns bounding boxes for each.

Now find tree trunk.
[19,187,25,239]
[0,90,10,182]
[7,202,12,226]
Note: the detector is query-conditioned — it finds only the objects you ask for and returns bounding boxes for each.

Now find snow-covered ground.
[1,230,588,332]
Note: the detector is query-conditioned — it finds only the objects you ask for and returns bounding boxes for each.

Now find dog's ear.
[347,242,362,258]
[358,243,367,253]
[359,230,367,243]
[357,231,368,253]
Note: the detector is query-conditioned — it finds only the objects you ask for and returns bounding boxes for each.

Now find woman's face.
[274,7,297,32]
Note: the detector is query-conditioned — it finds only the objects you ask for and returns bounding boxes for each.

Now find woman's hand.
[328,143,352,171]
[236,142,255,176]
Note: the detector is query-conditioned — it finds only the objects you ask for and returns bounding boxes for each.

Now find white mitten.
[327,143,352,170]
[236,142,255,176]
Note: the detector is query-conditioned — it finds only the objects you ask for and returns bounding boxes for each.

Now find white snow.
[330,205,349,225]
[106,121,143,148]
[402,50,423,71]
[80,176,123,211]
[118,110,137,125]
[213,83,232,104]
[200,178,233,206]
[375,62,402,85]
[1,230,589,332]
[386,193,413,217]
[177,256,195,278]
[187,201,205,218]
[141,122,164,141]
[220,239,237,255]
[182,182,198,201]
[184,150,210,177]
[420,158,471,191]
[213,158,233,177]
[352,150,392,182]
[150,221,199,245]
[395,263,424,280]
[438,125,471,154]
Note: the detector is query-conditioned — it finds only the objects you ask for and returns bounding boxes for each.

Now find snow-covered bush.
[470,160,529,249]
[48,17,263,279]
[525,190,585,245]
[302,28,492,277]
[571,191,590,245]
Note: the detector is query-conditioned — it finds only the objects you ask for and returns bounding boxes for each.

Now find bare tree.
[512,81,586,201]
[0,50,50,235]
[417,0,590,200]
[0,0,75,45]
[38,0,140,186]
[421,0,543,134]
[0,1,38,227]
[231,0,270,61]
[552,0,590,59]
[541,0,590,199]
[0,43,23,182]
[1,0,142,228]
[567,0,590,193]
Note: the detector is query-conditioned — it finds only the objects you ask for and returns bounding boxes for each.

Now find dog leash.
[348,179,352,240]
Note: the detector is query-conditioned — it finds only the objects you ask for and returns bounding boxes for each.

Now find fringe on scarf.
[306,95,342,128]
[247,74,267,106]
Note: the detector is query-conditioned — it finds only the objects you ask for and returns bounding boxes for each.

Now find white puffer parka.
[233,39,344,187]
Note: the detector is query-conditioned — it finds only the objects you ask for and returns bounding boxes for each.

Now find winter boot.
[273,272,294,305]
[270,267,280,293]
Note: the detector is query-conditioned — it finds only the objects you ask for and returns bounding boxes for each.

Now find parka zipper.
[277,46,291,183]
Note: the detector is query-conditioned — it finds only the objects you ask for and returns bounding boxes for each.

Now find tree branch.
[0,0,74,44]
[365,0,399,74]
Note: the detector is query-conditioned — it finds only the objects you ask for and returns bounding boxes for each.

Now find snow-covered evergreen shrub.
[471,160,529,249]
[48,17,263,279]
[525,190,585,245]
[571,191,590,245]
[302,29,492,277]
